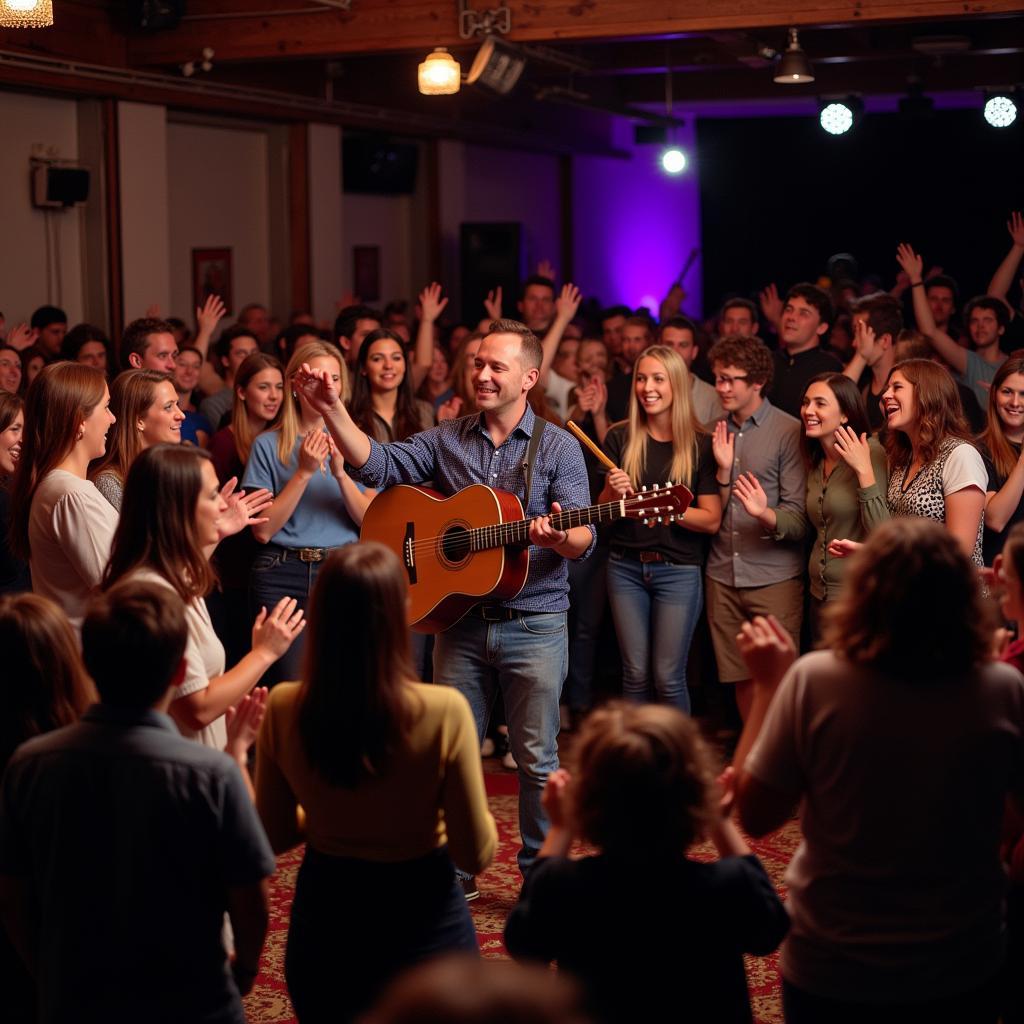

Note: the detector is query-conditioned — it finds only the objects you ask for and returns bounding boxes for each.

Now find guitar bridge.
[402,522,417,585]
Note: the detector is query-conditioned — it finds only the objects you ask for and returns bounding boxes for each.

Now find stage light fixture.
[774,28,814,84]
[418,48,461,95]
[466,35,526,95]
[661,148,687,174]
[819,97,862,136]
[983,91,1018,128]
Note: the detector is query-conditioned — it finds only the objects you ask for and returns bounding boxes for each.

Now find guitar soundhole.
[439,524,472,565]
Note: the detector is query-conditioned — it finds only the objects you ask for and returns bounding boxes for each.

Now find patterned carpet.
[243,759,800,1024]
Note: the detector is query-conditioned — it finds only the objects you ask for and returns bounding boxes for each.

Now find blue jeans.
[564,545,608,715]
[433,611,567,875]
[606,552,702,713]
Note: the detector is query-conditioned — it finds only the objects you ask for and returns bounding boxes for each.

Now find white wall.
[0,90,85,325]
[166,120,271,320]
[119,101,171,321]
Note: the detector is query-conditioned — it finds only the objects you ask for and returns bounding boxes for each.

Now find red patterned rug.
[243,762,800,1024]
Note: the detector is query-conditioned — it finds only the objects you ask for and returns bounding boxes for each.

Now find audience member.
[600,305,632,374]
[987,210,1024,347]
[600,345,721,711]
[893,331,986,431]
[416,344,455,410]
[243,341,371,686]
[841,293,904,432]
[199,324,260,430]
[255,543,497,1022]
[0,578,276,1024]
[172,345,212,447]
[60,323,113,378]
[605,316,653,422]
[718,297,760,339]
[120,316,179,374]
[769,284,841,418]
[335,303,383,371]
[18,346,46,391]
[9,363,117,628]
[28,305,67,363]
[0,344,22,394]
[706,336,805,720]
[734,518,1023,1023]
[980,357,1024,565]
[275,323,322,367]
[237,302,272,348]
[91,369,184,511]
[441,330,483,420]
[517,275,557,335]
[104,444,301,750]
[658,314,722,426]
[0,392,28,594]
[505,701,788,1023]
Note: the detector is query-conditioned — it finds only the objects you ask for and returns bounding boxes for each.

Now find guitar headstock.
[622,482,694,527]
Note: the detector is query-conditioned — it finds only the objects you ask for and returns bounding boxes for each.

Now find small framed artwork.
[353,245,380,302]
[192,248,233,315]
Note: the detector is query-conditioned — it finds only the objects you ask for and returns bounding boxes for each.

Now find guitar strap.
[522,418,547,512]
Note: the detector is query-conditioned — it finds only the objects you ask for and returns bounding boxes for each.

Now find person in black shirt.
[599,345,722,712]
[842,292,904,434]
[769,284,841,418]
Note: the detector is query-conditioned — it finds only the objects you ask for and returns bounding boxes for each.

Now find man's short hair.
[623,315,654,338]
[659,315,697,339]
[519,274,555,300]
[82,580,188,709]
[215,324,259,365]
[334,304,382,343]
[719,297,758,321]
[851,291,903,342]
[707,335,774,389]
[121,317,175,369]
[786,283,834,328]
[31,305,68,330]
[964,294,1011,330]
[600,305,633,324]
[924,274,959,303]
[486,318,542,371]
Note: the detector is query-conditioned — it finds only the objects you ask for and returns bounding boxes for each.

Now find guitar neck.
[469,500,625,552]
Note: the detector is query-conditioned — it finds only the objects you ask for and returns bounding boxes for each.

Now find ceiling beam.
[126,0,1024,66]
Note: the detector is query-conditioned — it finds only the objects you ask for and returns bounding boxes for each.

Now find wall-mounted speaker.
[460,222,522,324]
[32,165,90,209]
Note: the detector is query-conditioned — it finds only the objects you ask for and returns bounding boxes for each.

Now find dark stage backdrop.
[697,109,1023,316]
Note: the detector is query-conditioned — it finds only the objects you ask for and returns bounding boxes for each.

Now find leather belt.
[611,546,680,565]
[470,605,544,622]
[267,544,333,563]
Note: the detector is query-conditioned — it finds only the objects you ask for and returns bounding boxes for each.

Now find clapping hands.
[735,614,796,689]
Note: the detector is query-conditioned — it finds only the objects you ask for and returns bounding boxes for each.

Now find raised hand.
[225,686,268,761]
[660,283,686,320]
[251,597,306,659]
[735,614,796,689]
[418,282,449,323]
[712,420,735,474]
[1009,210,1024,249]
[217,481,274,539]
[896,242,924,283]
[853,316,877,360]
[293,362,340,416]
[759,282,783,327]
[297,429,330,477]
[483,285,503,321]
[541,768,572,829]
[833,425,875,480]
[6,322,34,351]
[827,537,863,559]
[732,472,768,518]
[554,283,582,323]
[528,500,569,549]
[536,259,558,281]
[196,293,227,334]
[605,467,634,498]
[437,395,464,421]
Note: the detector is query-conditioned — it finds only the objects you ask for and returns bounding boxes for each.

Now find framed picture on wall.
[353,245,380,302]
[192,248,233,315]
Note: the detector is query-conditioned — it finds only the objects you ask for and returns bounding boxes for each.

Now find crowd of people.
[1,210,1024,1024]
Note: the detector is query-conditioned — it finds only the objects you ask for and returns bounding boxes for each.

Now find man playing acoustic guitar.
[295,319,595,878]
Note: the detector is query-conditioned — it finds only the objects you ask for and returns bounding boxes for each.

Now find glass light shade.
[0,0,53,27]
[773,28,813,84]
[418,48,461,96]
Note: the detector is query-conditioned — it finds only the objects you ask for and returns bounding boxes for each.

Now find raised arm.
[987,211,1024,313]
[538,284,581,385]
[843,317,874,382]
[897,243,967,374]
[193,295,228,395]
[293,364,372,468]
[411,283,448,390]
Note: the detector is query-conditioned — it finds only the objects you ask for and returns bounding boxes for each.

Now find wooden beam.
[101,98,124,344]
[288,123,311,315]
[126,0,1024,66]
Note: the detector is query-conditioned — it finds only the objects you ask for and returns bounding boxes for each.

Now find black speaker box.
[460,222,522,325]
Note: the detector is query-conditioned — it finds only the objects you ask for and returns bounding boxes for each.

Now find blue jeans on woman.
[606,551,702,713]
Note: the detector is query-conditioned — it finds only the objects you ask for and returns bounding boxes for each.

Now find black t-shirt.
[605,369,632,424]
[769,347,842,419]
[981,441,1024,565]
[602,425,717,564]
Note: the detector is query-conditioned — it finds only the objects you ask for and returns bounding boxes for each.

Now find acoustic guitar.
[360,481,693,633]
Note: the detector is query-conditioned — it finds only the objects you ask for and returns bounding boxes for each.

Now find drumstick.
[567,420,617,472]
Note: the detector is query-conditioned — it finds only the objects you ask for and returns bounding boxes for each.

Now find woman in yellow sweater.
[255,542,497,1023]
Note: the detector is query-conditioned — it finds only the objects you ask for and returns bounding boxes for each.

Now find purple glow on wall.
[572,115,702,319]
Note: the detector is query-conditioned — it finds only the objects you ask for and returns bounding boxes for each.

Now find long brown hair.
[9,362,107,560]
[230,352,284,465]
[979,356,1024,479]
[882,358,972,467]
[104,444,216,601]
[0,391,23,484]
[297,542,416,787]
[0,592,97,772]
[822,517,991,681]
[348,328,424,442]
[800,372,871,468]
[90,369,171,485]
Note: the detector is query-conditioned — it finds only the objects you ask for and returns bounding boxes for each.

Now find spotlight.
[983,91,1018,128]
[660,148,687,174]
[418,47,461,95]
[466,35,526,95]
[819,96,862,136]
[774,28,814,85]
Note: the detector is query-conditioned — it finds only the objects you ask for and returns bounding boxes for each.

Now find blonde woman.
[598,345,722,711]
[242,340,374,685]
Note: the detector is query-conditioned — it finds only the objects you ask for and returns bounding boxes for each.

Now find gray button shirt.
[706,398,807,588]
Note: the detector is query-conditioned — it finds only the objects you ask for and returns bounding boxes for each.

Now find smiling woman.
[979,356,1024,565]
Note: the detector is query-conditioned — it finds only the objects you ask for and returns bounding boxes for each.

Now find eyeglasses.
[714,373,749,387]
